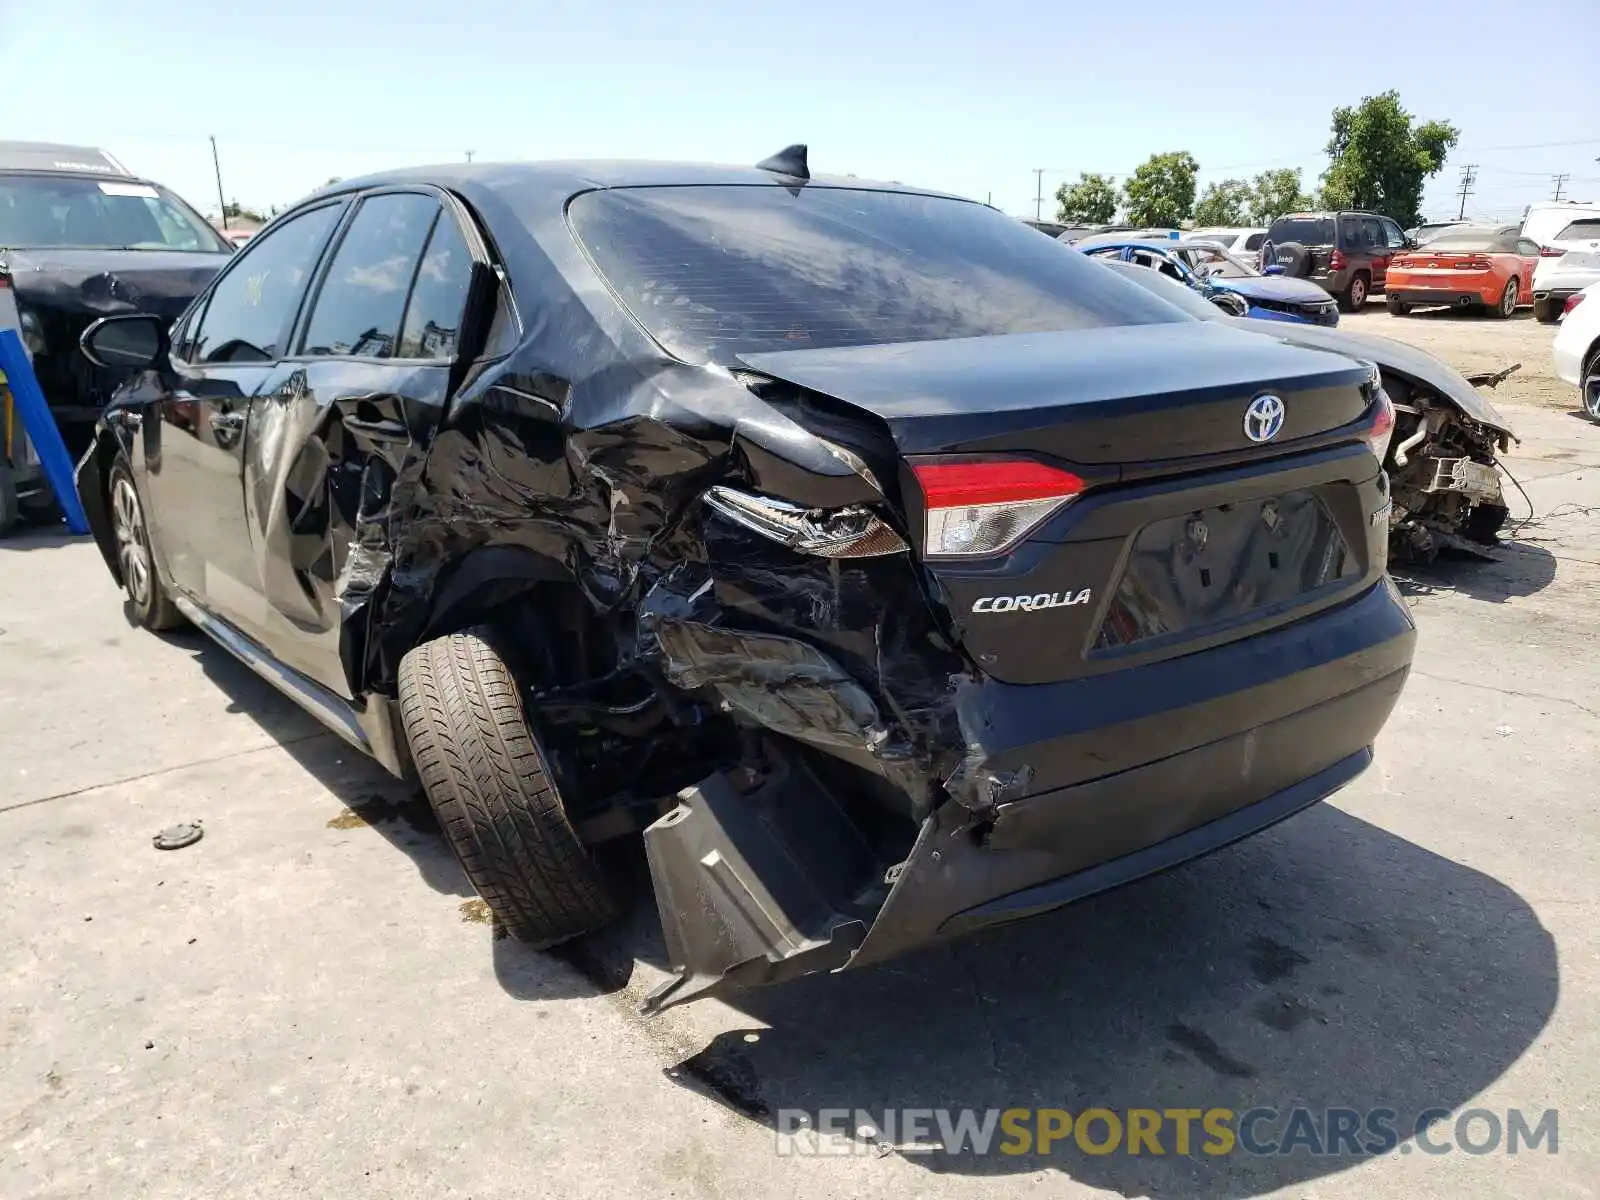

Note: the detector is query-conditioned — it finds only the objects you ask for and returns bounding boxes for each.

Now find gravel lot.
[2,307,1597,1199]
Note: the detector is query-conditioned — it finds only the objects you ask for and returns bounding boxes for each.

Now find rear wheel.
[398,626,619,947]
[1385,294,1410,316]
[1494,277,1519,319]
[1340,272,1369,312]
[107,460,185,631]
[1532,296,1560,323]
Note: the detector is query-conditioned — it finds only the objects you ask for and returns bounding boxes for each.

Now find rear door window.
[397,211,473,360]
[301,191,439,359]
[191,203,342,364]
[568,185,1184,365]
[1553,218,1600,242]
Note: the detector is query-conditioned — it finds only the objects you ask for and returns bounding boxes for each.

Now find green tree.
[1054,172,1118,224]
[1192,178,1252,226]
[1318,91,1458,225]
[1249,168,1313,223]
[1121,152,1199,228]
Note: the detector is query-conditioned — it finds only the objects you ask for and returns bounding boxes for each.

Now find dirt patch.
[1342,306,1576,414]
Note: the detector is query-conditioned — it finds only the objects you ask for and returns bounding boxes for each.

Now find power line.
[1552,173,1570,201]
[1455,164,1477,220]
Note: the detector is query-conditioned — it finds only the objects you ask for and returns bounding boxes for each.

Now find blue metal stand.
[0,328,90,535]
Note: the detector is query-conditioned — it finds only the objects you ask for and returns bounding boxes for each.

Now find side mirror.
[80,314,169,371]
[1264,264,1287,276]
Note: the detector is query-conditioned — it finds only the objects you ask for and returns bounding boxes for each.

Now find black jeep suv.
[74,149,1415,1008]
[1265,210,1416,311]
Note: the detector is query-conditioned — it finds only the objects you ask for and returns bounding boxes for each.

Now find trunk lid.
[738,321,1373,463]
[740,323,1385,686]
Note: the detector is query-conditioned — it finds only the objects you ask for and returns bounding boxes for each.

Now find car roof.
[0,140,135,177]
[307,159,965,211]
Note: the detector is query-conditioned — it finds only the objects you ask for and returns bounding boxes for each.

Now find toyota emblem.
[1244,394,1286,443]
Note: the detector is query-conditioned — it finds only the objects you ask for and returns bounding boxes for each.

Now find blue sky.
[4,0,1596,224]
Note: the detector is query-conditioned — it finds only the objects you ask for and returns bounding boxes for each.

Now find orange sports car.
[1385,224,1542,318]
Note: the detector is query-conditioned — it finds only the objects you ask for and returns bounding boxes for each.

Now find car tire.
[1493,277,1518,319]
[1532,297,1560,324]
[0,458,19,537]
[398,625,619,947]
[1465,502,1510,545]
[1583,348,1600,424]
[107,459,185,631]
[1385,294,1410,316]
[1339,272,1369,312]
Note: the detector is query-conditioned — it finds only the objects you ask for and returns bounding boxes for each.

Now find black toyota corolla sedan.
[74,147,1414,1008]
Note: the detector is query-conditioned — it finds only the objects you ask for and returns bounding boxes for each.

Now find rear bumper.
[1395,289,1491,310]
[1532,285,1582,303]
[644,577,1416,1007]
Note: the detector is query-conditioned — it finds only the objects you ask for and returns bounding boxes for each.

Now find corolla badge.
[1244,393,1286,443]
[972,590,1092,614]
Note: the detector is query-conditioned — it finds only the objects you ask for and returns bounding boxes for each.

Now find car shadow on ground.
[1396,306,1534,323]
[167,625,645,1000]
[0,526,87,551]
[1392,538,1557,602]
[661,804,1557,1198]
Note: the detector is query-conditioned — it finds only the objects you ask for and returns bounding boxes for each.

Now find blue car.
[1081,238,1340,326]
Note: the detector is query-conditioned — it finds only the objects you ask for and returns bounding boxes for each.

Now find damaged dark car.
[0,140,232,464]
[75,149,1416,1009]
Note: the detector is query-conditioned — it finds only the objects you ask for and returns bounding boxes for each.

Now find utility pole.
[1033,169,1045,222]
[210,136,228,230]
[465,150,475,163]
[1552,173,1569,201]
[1454,164,1477,221]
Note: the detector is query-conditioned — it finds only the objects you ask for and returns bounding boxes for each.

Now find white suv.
[1527,202,1600,322]
[1552,284,1600,422]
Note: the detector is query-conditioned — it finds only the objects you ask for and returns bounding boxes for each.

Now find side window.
[398,211,473,359]
[191,204,341,364]
[1383,219,1408,249]
[1515,238,1541,257]
[1339,215,1362,248]
[301,192,439,359]
[1361,217,1384,249]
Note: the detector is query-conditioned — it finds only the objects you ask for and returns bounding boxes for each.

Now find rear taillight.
[911,459,1085,557]
[1566,293,1587,315]
[1329,249,1347,271]
[1540,246,1566,258]
[1453,258,1491,271]
[1367,388,1396,464]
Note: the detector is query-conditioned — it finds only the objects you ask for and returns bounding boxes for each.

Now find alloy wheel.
[112,475,152,608]
[1350,277,1366,308]
[1584,366,1600,421]
[1501,279,1518,316]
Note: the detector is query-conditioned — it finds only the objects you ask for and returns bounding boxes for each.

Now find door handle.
[212,410,245,447]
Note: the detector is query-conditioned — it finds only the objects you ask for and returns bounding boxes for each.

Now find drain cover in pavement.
[152,822,204,851]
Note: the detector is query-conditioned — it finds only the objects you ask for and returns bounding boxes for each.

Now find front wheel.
[398,627,619,947]
[1583,350,1600,424]
[1493,277,1519,319]
[1340,273,1369,312]
[107,460,185,630]
[1386,294,1410,316]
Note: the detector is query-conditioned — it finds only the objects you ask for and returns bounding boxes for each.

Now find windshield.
[1177,243,1258,278]
[568,185,1184,364]
[0,174,229,252]
[1266,216,1334,246]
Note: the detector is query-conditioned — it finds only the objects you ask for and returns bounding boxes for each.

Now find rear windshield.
[0,173,229,252]
[1265,216,1334,246]
[1425,229,1516,252]
[1552,218,1600,242]
[567,185,1185,363]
